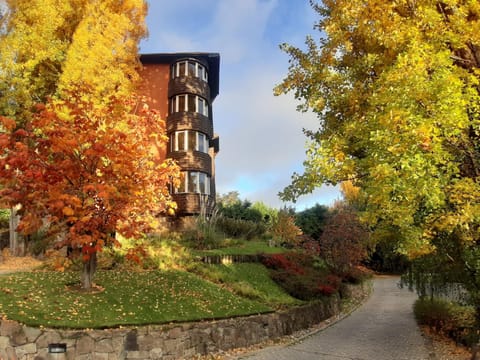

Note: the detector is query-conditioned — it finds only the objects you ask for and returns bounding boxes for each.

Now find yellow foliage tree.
[277,0,480,337]
[0,0,147,123]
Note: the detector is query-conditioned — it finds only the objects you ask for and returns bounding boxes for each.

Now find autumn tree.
[277,0,480,332]
[0,0,147,121]
[0,0,178,289]
[271,208,303,247]
[0,94,179,289]
[319,204,370,277]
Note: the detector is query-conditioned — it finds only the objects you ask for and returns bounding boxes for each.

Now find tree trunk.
[9,206,24,256]
[81,252,97,290]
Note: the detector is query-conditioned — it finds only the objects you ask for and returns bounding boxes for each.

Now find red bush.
[261,253,305,275]
[317,284,336,296]
[262,252,344,300]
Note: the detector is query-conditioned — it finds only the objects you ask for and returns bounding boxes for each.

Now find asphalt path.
[240,276,435,360]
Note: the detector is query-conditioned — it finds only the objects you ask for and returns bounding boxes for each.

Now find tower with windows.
[139,53,220,217]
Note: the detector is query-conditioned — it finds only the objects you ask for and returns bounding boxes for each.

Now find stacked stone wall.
[0,282,368,359]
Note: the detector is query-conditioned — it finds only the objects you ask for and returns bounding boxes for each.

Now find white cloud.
[207,0,278,63]
[142,0,340,209]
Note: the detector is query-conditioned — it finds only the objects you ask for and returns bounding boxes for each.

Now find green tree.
[217,198,263,222]
[277,0,480,334]
[295,203,329,240]
[251,201,278,224]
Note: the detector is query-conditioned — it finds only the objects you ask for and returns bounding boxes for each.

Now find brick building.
[139,53,220,218]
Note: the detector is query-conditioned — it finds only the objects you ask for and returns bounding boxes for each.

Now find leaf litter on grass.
[0,269,271,328]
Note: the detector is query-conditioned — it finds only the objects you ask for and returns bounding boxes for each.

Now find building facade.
[139,53,220,217]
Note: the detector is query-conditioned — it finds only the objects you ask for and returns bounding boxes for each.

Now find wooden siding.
[166,112,213,138]
[172,193,215,215]
[169,77,210,100]
[168,151,212,175]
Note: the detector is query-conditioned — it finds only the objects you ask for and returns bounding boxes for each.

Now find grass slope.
[192,240,285,257]
[0,269,271,328]
[191,263,302,307]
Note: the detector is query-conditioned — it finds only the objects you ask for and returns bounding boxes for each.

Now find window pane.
[199,173,207,194]
[188,131,196,151]
[198,65,204,80]
[171,64,175,79]
[179,62,186,76]
[206,176,211,195]
[188,172,198,193]
[177,131,185,151]
[170,97,175,114]
[178,95,185,112]
[197,133,204,152]
[188,95,196,112]
[177,172,186,193]
[188,62,196,77]
[197,98,204,115]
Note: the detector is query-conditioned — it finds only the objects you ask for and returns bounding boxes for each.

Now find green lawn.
[191,263,303,308]
[0,269,271,328]
[192,240,285,257]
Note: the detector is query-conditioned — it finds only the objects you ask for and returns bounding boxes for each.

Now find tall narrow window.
[199,173,210,195]
[198,133,207,153]
[178,95,186,112]
[188,131,196,150]
[188,95,196,113]
[188,62,196,77]
[179,62,186,77]
[177,174,186,193]
[188,172,198,193]
[177,131,186,151]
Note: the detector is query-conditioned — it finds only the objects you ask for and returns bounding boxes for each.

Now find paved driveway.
[239,276,435,360]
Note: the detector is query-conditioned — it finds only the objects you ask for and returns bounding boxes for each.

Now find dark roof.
[140,52,220,101]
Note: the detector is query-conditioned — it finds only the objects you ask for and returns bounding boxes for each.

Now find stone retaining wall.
[0,282,368,359]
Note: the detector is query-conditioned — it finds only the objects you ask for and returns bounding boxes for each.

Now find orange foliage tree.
[271,209,303,247]
[0,93,180,289]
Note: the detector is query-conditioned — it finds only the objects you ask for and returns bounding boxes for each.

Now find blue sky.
[140,0,340,210]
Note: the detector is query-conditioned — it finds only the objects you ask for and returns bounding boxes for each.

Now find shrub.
[343,266,373,284]
[0,209,10,229]
[216,216,266,239]
[217,198,264,222]
[262,252,341,300]
[318,284,336,296]
[414,298,476,345]
[261,253,305,275]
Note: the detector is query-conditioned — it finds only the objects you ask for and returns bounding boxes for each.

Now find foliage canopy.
[277,0,480,333]
[0,0,180,289]
[277,0,480,255]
